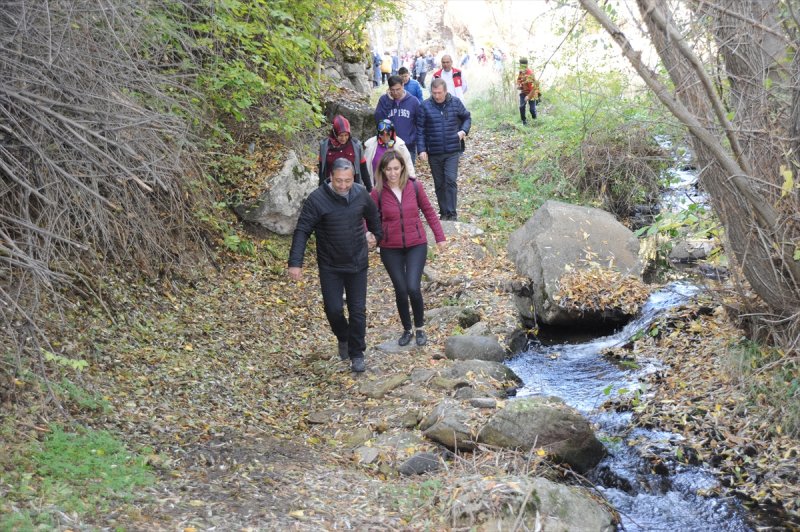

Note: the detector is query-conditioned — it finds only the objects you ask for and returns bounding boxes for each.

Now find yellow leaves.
[288,510,305,519]
[779,164,796,198]
[554,266,649,315]
[188,499,204,507]
[535,448,547,456]
[183,344,193,351]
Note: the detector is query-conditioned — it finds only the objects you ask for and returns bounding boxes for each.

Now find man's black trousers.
[318,267,368,359]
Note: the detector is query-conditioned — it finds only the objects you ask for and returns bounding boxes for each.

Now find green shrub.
[1,425,154,526]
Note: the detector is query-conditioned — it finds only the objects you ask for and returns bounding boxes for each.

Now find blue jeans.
[318,267,368,359]
[408,144,417,166]
[428,152,460,219]
[519,93,537,122]
[380,244,428,330]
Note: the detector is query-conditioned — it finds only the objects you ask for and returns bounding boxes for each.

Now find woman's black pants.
[380,244,428,331]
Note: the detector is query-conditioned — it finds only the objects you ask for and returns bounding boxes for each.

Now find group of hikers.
[289,55,540,373]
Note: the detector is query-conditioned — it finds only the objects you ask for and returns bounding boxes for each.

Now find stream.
[505,139,754,531]
[506,283,751,531]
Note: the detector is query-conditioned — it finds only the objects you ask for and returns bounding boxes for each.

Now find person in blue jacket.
[416,78,471,221]
[398,67,423,103]
[374,75,420,164]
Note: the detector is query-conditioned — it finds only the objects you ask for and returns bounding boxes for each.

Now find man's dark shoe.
[398,330,413,346]
[351,357,366,373]
[415,330,427,346]
[338,341,349,361]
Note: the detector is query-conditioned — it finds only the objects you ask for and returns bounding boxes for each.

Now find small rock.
[306,411,332,424]
[343,427,374,448]
[469,398,498,409]
[464,321,490,336]
[399,410,421,429]
[428,376,470,391]
[453,386,480,400]
[354,446,380,464]
[444,335,507,362]
[397,452,442,476]
[359,373,409,399]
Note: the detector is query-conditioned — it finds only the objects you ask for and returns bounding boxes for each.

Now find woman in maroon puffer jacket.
[369,151,446,346]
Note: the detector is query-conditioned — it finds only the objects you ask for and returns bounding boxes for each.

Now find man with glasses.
[288,159,382,373]
[374,75,420,164]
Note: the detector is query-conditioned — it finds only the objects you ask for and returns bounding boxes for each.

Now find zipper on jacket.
[395,188,406,248]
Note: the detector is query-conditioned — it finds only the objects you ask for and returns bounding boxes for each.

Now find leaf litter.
[6,122,798,529]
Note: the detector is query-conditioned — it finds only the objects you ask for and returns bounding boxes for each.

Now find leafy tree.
[181,0,394,135]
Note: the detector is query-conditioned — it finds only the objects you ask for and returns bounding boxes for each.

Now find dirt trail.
[62,127,525,530]
[42,122,799,529]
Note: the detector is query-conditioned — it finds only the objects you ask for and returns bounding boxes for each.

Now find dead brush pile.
[554,266,650,316]
[563,124,666,217]
[0,1,209,376]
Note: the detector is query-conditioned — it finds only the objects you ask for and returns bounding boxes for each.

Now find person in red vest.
[432,55,467,101]
[516,58,540,125]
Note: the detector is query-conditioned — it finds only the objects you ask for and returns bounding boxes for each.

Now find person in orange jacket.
[516,58,540,125]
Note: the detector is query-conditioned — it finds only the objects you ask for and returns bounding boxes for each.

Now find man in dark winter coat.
[417,78,471,221]
[288,159,382,373]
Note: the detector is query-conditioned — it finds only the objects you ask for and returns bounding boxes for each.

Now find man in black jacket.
[288,159,382,373]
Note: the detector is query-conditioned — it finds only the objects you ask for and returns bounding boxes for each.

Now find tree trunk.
[578,0,800,323]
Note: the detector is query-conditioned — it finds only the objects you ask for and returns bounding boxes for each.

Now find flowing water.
[506,283,752,531]
[505,138,754,530]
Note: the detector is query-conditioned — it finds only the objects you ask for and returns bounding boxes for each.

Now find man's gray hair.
[430,78,447,91]
[331,157,355,173]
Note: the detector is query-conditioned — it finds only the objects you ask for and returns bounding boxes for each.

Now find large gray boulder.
[442,360,522,386]
[341,62,373,95]
[450,475,616,531]
[477,396,606,473]
[444,335,507,362]
[233,151,317,235]
[507,200,642,326]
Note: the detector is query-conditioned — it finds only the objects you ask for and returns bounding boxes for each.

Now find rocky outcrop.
[477,396,606,473]
[507,200,642,326]
[449,475,616,531]
[233,150,317,235]
[323,99,375,146]
[323,60,372,96]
